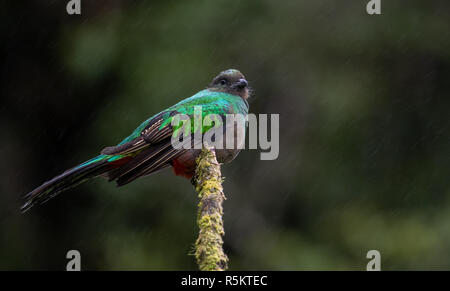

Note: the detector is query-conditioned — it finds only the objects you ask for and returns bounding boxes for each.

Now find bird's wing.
[100,94,238,156]
[100,94,239,185]
[107,139,189,185]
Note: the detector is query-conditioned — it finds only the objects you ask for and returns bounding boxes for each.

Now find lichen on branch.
[193,146,228,271]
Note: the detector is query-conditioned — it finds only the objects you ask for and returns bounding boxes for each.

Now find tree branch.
[193,146,228,271]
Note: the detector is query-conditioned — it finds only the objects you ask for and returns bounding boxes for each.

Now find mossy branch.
[193,146,228,271]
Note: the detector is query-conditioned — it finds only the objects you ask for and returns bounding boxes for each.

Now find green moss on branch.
[193,146,228,271]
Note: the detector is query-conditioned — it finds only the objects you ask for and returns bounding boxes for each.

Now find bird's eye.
[219,79,227,85]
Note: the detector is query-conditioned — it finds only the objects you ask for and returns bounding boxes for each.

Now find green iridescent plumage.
[122,89,248,143]
[86,89,248,165]
[22,69,250,212]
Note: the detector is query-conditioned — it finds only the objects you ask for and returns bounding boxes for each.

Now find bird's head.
[208,69,250,99]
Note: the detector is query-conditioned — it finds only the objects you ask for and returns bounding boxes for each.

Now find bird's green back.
[118,89,249,145]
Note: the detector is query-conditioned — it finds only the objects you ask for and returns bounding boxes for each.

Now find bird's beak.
[233,78,248,89]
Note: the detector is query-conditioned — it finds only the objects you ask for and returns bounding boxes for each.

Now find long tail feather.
[21,155,110,212]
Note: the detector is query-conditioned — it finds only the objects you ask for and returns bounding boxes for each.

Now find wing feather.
[101,92,246,183]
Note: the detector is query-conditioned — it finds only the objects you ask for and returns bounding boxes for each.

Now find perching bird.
[21,69,250,212]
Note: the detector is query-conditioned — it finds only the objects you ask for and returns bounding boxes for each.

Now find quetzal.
[22,69,250,212]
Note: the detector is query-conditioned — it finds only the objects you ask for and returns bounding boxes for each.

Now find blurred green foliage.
[0,0,449,270]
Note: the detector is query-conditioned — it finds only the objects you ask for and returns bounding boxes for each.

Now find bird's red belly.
[171,152,197,179]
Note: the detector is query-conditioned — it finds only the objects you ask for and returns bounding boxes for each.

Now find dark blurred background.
[1,0,449,270]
